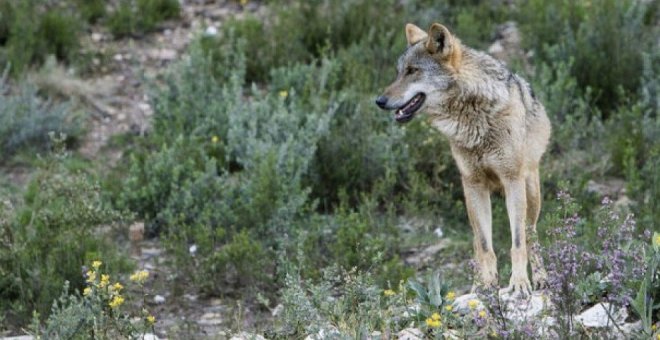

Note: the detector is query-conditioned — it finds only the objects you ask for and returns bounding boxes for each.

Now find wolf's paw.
[504,276,531,298]
[532,268,548,290]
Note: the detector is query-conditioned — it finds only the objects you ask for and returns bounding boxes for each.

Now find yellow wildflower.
[86,270,96,284]
[383,289,396,297]
[83,287,92,296]
[130,270,149,283]
[445,291,456,301]
[92,261,102,269]
[425,317,441,328]
[146,315,156,325]
[431,312,441,321]
[654,234,660,247]
[479,310,487,318]
[211,135,219,143]
[279,90,288,98]
[240,0,248,6]
[99,274,110,288]
[112,282,124,292]
[468,299,479,310]
[109,295,124,309]
[445,305,453,312]
[652,323,657,331]
[656,334,660,340]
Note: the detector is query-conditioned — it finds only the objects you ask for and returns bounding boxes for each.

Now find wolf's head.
[376,23,462,123]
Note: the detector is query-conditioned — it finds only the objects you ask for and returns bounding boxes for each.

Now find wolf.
[376,23,551,295]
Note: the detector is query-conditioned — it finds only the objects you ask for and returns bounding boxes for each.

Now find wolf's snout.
[375,96,389,109]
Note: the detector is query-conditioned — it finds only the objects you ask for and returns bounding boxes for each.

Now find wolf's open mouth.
[395,93,425,123]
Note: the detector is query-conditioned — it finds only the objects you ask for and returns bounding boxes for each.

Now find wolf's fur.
[377,23,551,295]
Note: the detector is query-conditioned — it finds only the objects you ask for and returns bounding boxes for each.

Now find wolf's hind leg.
[526,168,547,289]
[463,179,498,288]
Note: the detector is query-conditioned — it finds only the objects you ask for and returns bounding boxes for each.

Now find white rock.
[230,332,266,340]
[150,49,177,61]
[91,32,103,42]
[198,312,223,326]
[271,303,284,317]
[141,334,159,340]
[183,293,198,301]
[153,294,166,304]
[397,327,424,340]
[500,290,549,321]
[433,227,443,238]
[405,240,449,266]
[304,326,340,340]
[619,321,642,338]
[452,293,484,314]
[189,244,198,256]
[205,26,218,36]
[575,303,628,328]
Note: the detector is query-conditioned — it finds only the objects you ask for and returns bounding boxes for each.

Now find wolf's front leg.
[502,177,532,297]
[462,179,498,288]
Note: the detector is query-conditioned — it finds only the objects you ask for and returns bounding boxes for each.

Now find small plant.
[33,261,156,339]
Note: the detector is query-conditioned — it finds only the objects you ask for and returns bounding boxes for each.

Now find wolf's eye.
[406,67,418,75]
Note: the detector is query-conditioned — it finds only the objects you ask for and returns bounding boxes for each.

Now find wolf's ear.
[405,23,427,46]
[426,23,461,69]
[426,23,453,57]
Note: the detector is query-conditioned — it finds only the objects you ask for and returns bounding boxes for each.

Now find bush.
[0,1,82,75]
[0,143,131,328]
[107,0,180,38]
[33,265,155,339]
[516,0,658,112]
[0,78,81,161]
[121,39,336,294]
[76,0,107,24]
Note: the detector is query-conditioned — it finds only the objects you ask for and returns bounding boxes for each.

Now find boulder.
[575,303,628,328]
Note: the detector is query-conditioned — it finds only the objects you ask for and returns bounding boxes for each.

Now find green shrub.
[0,79,81,161]
[122,38,336,294]
[34,265,155,339]
[76,0,107,24]
[517,0,658,112]
[38,10,81,63]
[0,143,130,328]
[108,0,180,38]
[0,1,82,75]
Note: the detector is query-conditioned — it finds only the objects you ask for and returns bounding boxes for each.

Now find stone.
[304,326,340,340]
[142,334,159,340]
[154,294,166,304]
[91,32,103,42]
[452,293,484,315]
[500,290,549,322]
[575,303,628,328]
[205,26,218,36]
[405,240,449,266]
[198,312,223,326]
[129,222,145,242]
[619,321,642,339]
[271,303,284,317]
[230,332,266,340]
[586,179,626,198]
[397,328,424,340]
[149,49,177,61]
